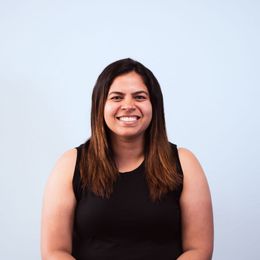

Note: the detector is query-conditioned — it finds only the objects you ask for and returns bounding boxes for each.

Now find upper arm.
[178,147,214,257]
[41,148,77,259]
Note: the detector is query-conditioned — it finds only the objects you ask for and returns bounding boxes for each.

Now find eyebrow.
[108,91,149,96]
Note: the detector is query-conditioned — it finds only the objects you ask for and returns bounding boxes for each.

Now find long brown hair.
[80,58,182,201]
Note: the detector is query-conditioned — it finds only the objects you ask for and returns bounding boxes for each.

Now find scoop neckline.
[119,160,144,175]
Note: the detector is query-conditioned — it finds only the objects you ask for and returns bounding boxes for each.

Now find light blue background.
[0,0,259,259]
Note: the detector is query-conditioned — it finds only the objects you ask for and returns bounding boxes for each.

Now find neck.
[110,135,145,172]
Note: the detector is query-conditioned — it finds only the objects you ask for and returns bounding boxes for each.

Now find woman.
[41,58,213,260]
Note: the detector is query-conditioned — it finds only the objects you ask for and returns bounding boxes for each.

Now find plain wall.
[0,0,259,259]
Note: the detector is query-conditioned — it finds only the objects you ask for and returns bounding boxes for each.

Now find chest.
[74,171,182,240]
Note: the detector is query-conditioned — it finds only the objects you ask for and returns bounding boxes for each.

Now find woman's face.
[104,71,152,140]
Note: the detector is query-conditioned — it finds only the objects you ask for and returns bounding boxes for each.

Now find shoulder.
[177,147,210,194]
[177,147,211,202]
[54,148,78,177]
[177,147,204,178]
[43,148,78,212]
[168,143,200,171]
[57,148,77,166]
[46,148,78,191]
[177,147,198,163]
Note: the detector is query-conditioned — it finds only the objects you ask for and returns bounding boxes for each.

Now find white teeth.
[118,116,138,122]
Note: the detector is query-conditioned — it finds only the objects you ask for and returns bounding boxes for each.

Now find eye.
[110,95,123,101]
[135,95,146,100]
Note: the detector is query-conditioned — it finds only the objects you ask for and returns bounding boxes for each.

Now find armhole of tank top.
[170,143,184,193]
[174,144,184,177]
[72,145,83,202]
[170,143,183,177]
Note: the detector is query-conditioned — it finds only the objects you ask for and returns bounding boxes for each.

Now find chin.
[111,131,144,140]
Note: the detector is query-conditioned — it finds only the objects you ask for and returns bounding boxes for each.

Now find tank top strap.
[73,144,84,201]
[170,142,184,177]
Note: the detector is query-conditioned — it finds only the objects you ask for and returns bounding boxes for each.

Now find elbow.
[181,244,214,260]
[203,240,214,259]
[207,244,214,260]
[198,244,214,260]
[200,245,214,260]
[41,250,74,260]
[41,250,54,260]
[41,251,50,260]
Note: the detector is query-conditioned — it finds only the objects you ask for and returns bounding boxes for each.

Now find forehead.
[108,72,148,93]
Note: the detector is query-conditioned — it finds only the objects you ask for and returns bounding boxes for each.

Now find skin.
[41,72,213,259]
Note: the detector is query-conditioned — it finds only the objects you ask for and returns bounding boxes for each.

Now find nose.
[121,98,136,111]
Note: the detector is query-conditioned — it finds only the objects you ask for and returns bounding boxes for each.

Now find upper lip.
[116,115,141,119]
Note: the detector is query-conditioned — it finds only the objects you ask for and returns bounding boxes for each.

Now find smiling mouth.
[116,116,141,122]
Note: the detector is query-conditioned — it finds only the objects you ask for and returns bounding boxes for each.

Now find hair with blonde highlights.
[80,58,182,201]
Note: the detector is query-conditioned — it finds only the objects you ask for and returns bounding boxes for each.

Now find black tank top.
[72,142,183,260]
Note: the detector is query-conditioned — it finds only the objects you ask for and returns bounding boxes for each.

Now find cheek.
[104,103,116,122]
[144,103,153,120]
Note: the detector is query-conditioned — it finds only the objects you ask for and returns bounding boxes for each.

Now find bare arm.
[41,149,77,260]
[177,148,214,260]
